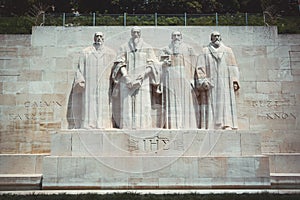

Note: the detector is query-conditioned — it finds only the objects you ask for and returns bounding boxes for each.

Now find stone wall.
[0,26,299,154]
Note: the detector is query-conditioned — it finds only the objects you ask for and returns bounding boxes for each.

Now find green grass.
[0,193,300,200]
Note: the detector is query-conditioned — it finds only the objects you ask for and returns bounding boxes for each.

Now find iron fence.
[36,12,265,27]
[2,12,298,34]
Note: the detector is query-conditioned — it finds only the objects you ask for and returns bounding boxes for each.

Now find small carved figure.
[111,26,160,129]
[70,32,116,129]
[198,31,240,129]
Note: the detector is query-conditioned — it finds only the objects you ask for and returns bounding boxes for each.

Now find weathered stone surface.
[50,130,262,157]
[0,154,46,174]
[17,70,42,82]
[0,34,31,47]
[0,26,299,189]
[267,153,300,173]
[42,155,270,189]
[261,130,300,154]
[0,174,42,190]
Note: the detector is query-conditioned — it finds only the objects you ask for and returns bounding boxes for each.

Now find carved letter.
[274,113,281,119]
[266,113,274,119]
[290,113,297,119]
[282,113,288,119]
[24,101,30,108]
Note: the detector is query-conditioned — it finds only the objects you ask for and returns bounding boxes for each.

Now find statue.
[70,32,116,129]
[197,31,240,130]
[160,31,199,129]
[111,26,160,129]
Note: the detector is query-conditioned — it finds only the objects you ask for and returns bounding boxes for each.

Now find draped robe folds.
[202,43,239,129]
[114,39,160,129]
[161,43,199,129]
[71,45,116,129]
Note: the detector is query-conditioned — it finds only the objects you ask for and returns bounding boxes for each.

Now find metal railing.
[4,12,298,34]
[36,12,265,27]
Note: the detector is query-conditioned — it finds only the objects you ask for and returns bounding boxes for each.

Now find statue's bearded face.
[211,32,221,46]
[172,31,182,42]
[94,32,104,45]
[131,29,141,44]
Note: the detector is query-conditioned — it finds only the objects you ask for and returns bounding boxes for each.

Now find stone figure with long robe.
[111,27,160,129]
[71,32,116,129]
[160,31,199,129]
[198,31,240,130]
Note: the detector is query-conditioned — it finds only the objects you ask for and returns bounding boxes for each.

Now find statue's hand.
[196,79,213,91]
[124,76,133,89]
[73,81,85,93]
[202,80,211,90]
[163,58,171,66]
[233,81,240,91]
[160,55,171,66]
[131,79,143,90]
[78,81,85,88]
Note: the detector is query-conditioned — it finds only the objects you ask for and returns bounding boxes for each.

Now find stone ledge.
[270,173,300,189]
[0,174,42,191]
[264,153,300,173]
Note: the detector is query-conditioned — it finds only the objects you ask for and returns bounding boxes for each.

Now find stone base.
[40,130,299,189]
[0,174,42,190]
[0,154,46,190]
[43,130,270,189]
[42,155,270,189]
[270,173,300,189]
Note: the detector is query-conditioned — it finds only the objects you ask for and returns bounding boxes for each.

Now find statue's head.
[131,26,141,39]
[210,31,221,47]
[94,32,104,45]
[171,31,182,42]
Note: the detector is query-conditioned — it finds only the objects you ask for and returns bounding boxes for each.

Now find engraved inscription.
[127,135,171,152]
[24,101,62,108]
[128,138,139,152]
[143,136,170,152]
[258,112,297,120]
[266,112,296,120]
[8,100,63,121]
[248,100,293,107]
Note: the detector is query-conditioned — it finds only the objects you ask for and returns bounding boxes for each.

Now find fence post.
[155,13,157,26]
[215,12,218,26]
[93,13,96,26]
[184,12,187,26]
[124,12,127,26]
[42,12,45,25]
[63,13,65,26]
[245,12,248,26]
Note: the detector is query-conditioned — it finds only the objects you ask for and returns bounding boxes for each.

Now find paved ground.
[1,189,300,195]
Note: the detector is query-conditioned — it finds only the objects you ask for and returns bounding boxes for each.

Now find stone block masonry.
[0,26,299,189]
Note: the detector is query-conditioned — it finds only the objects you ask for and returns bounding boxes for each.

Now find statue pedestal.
[42,129,271,189]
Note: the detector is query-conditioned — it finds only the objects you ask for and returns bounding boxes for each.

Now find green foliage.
[0,13,299,34]
[0,16,34,34]
[96,15,123,26]
[277,16,300,34]
[186,15,215,26]
[248,14,265,26]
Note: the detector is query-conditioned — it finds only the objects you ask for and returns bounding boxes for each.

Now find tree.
[0,0,30,16]
[261,0,298,16]
[201,0,221,13]
[218,0,240,13]
[239,0,262,13]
